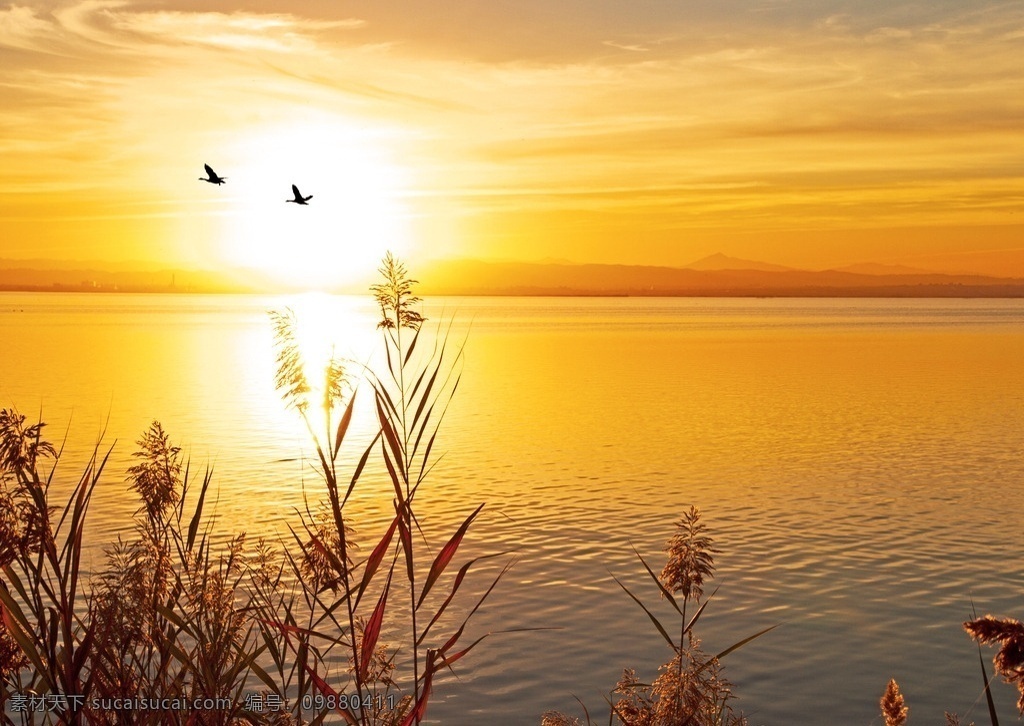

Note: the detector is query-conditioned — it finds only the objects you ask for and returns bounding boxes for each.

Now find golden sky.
[1,1,1023,285]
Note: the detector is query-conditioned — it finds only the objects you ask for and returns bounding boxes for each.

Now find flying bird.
[199,164,226,185]
[286,184,312,205]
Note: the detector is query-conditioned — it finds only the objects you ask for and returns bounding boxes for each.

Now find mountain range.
[2,253,1024,297]
[416,255,1024,297]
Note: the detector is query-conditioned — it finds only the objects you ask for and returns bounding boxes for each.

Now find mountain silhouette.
[684,253,797,273]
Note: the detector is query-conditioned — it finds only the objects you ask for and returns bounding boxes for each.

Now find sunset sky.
[2,1,1023,286]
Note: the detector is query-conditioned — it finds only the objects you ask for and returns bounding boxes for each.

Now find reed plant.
[0,408,270,725]
[879,678,979,726]
[879,610,1024,726]
[544,506,774,726]
[0,408,101,720]
[259,251,514,724]
[965,614,1024,719]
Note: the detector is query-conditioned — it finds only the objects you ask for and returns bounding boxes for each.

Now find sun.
[219,117,413,290]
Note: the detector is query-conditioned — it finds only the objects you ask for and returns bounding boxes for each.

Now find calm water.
[2,293,1023,724]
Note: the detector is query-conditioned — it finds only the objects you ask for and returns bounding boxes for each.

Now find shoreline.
[4,284,1024,298]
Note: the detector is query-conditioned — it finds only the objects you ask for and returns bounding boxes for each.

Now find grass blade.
[304,663,358,725]
[611,572,676,651]
[359,571,392,681]
[400,650,437,726]
[419,551,511,646]
[186,467,213,552]
[0,590,54,692]
[333,392,356,457]
[978,643,1000,726]
[417,503,484,609]
[631,544,681,616]
[714,624,778,660]
[356,514,400,607]
[376,394,406,480]
[403,325,422,366]
[343,431,380,507]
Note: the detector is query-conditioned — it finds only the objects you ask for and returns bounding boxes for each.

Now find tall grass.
[964,614,1024,719]
[261,252,515,724]
[544,506,775,726]
[0,408,104,719]
[880,611,1024,726]
[0,253,511,724]
[0,409,257,724]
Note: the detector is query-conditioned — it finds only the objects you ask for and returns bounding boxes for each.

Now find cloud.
[108,9,364,53]
[603,40,649,52]
[0,5,67,52]
[2,0,1023,265]
[2,2,365,56]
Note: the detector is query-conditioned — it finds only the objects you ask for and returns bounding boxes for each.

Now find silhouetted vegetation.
[964,615,1024,718]
[878,612,1024,726]
[543,507,774,726]
[0,254,509,725]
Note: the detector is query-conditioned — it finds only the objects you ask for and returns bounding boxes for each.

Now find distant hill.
[684,253,797,273]
[5,255,1024,297]
[833,262,931,276]
[888,247,1024,278]
[0,263,253,293]
[0,257,169,273]
[419,258,1024,297]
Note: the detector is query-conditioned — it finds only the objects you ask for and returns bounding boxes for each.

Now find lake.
[2,293,1023,724]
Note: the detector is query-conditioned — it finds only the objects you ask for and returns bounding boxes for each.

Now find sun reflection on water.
[208,292,391,533]
[283,292,378,396]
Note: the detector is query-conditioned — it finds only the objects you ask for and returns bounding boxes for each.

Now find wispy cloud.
[1,0,1022,268]
[108,9,364,53]
[2,2,365,57]
[0,4,70,53]
[603,40,649,52]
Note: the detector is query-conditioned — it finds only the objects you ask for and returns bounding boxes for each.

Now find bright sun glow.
[220,118,412,290]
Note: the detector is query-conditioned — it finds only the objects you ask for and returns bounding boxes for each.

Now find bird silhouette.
[286,184,313,205]
[199,164,226,185]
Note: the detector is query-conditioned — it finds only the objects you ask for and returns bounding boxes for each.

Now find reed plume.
[610,646,746,726]
[0,408,57,564]
[269,307,313,414]
[661,505,716,604]
[126,420,181,524]
[880,678,909,726]
[0,408,56,481]
[370,252,425,331]
[0,610,28,679]
[297,508,357,593]
[0,482,23,569]
[965,614,1024,714]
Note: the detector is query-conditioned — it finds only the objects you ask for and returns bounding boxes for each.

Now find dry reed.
[880,678,908,726]
[549,507,771,726]
[965,615,1024,716]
